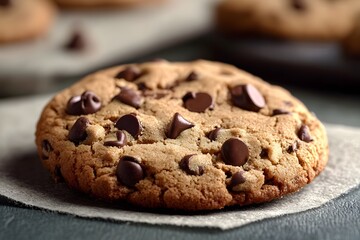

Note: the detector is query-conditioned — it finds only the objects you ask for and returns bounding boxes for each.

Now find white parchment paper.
[0,95,359,230]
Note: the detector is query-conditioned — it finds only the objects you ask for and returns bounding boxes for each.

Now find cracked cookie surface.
[35,60,328,211]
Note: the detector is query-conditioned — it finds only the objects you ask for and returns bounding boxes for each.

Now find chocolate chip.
[182,92,214,113]
[104,131,127,148]
[0,0,11,7]
[137,82,149,91]
[116,156,145,187]
[291,0,306,11]
[186,71,198,81]
[229,172,246,188]
[116,88,143,109]
[260,148,269,159]
[115,114,142,139]
[230,84,265,112]
[179,155,204,176]
[66,91,101,115]
[272,109,290,116]
[64,29,86,51]
[287,141,298,153]
[221,138,249,166]
[207,128,221,141]
[41,140,53,160]
[115,66,142,82]
[166,113,195,139]
[68,117,89,145]
[298,124,313,143]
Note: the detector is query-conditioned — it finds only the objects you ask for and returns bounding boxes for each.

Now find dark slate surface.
[0,185,359,240]
[1,36,360,240]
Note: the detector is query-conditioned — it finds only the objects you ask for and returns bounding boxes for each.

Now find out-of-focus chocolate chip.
[298,124,313,143]
[179,155,204,176]
[186,71,199,81]
[116,88,143,109]
[229,171,246,188]
[41,140,53,160]
[115,66,142,82]
[104,131,127,148]
[115,114,142,139]
[137,82,149,91]
[287,141,298,153]
[166,113,195,139]
[207,128,221,141]
[68,117,89,145]
[66,91,101,115]
[64,29,86,51]
[230,84,265,112]
[221,138,249,166]
[272,109,290,116]
[260,148,269,159]
[116,156,144,187]
[0,0,11,7]
[291,0,306,11]
[182,92,214,113]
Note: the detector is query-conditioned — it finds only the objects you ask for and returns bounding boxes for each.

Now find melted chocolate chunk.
[115,114,142,139]
[207,128,221,141]
[116,156,144,187]
[166,113,195,139]
[41,140,53,160]
[104,131,127,148]
[116,88,143,109]
[115,66,142,82]
[66,91,101,115]
[230,84,265,112]
[221,138,249,166]
[179,155,204,176]
[229,171,246,188]
[298,124,313,143]
[68,117,89,145]
[182,92,214,113]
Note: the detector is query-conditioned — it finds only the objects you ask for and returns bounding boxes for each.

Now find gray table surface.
[1,37,360,240]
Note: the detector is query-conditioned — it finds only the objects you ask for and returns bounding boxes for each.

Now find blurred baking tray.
[211,34,360,90]
[0,0,219,97]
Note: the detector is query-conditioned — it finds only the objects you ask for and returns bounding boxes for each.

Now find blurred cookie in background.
[216,0,360,41]
[0,0,56,44]
[342,15,360,58]
[54,0,165,9]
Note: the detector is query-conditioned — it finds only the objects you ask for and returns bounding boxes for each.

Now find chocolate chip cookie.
[54,0,164,9]
[35,60,328,211]
[216,0,360,41]
[343,14,360,57]
[0,0,56,44]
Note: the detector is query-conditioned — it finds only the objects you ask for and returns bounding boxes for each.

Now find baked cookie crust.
[35,60,328,211]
